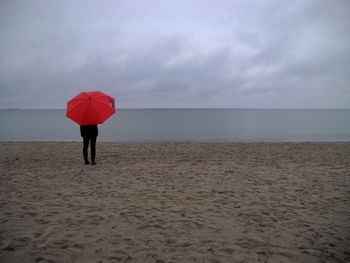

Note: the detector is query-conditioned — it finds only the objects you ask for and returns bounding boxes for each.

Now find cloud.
[0,0,349,108]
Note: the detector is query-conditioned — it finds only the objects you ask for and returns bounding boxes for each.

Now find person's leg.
[83,137,90,164]
[90,136,97,165]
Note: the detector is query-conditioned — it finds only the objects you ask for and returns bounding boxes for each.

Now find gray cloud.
[0,0,349,109]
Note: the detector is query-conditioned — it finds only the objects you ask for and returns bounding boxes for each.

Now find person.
[80,124,98,165]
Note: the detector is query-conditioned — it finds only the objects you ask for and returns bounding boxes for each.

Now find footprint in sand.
[34,226,54,248]
[106,249,133,262]
[220,247,235,254]
[35,256,56,263]
[1,238,15,252]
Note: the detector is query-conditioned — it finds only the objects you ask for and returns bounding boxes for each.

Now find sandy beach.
[0,142,349,263]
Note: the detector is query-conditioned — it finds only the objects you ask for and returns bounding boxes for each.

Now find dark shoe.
[85,161,90,165]
[91,161,96,165]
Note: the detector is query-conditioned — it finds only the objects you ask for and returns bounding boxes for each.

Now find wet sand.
[0,142,350,262]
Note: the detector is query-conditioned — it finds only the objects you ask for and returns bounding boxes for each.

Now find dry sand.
[0,142,349,263]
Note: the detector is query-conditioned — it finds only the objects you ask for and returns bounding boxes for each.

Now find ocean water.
[0,109,349,141]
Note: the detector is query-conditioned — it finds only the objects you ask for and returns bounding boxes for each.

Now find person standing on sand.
[67,91,116,165]
[80,124,98,165]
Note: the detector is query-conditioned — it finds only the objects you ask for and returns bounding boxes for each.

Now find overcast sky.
[0,0,349,109]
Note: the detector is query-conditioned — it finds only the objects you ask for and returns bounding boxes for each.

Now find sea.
[0,109,349,141]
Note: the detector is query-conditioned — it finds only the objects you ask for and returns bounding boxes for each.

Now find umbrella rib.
[66,99,87,116]
[94,100,115,124]
[78,102,90,125]
[90,102,103,124]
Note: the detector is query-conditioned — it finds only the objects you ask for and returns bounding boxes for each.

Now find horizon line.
[1,107,350,110]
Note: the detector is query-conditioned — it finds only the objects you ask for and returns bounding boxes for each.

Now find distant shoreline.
[1,108,350,111]
[1,140,350,144]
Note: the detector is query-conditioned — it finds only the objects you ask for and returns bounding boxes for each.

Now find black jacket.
[80,125,98,138]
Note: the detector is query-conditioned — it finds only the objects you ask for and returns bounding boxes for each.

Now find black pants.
[83,136,97,162]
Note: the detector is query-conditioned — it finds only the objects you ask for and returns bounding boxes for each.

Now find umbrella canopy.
[66,91,116,125]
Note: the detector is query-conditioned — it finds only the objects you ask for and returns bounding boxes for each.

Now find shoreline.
[1,140,350,143]
[1,142,349,262]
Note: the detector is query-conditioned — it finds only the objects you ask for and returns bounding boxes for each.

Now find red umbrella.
[66,91,116,125]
